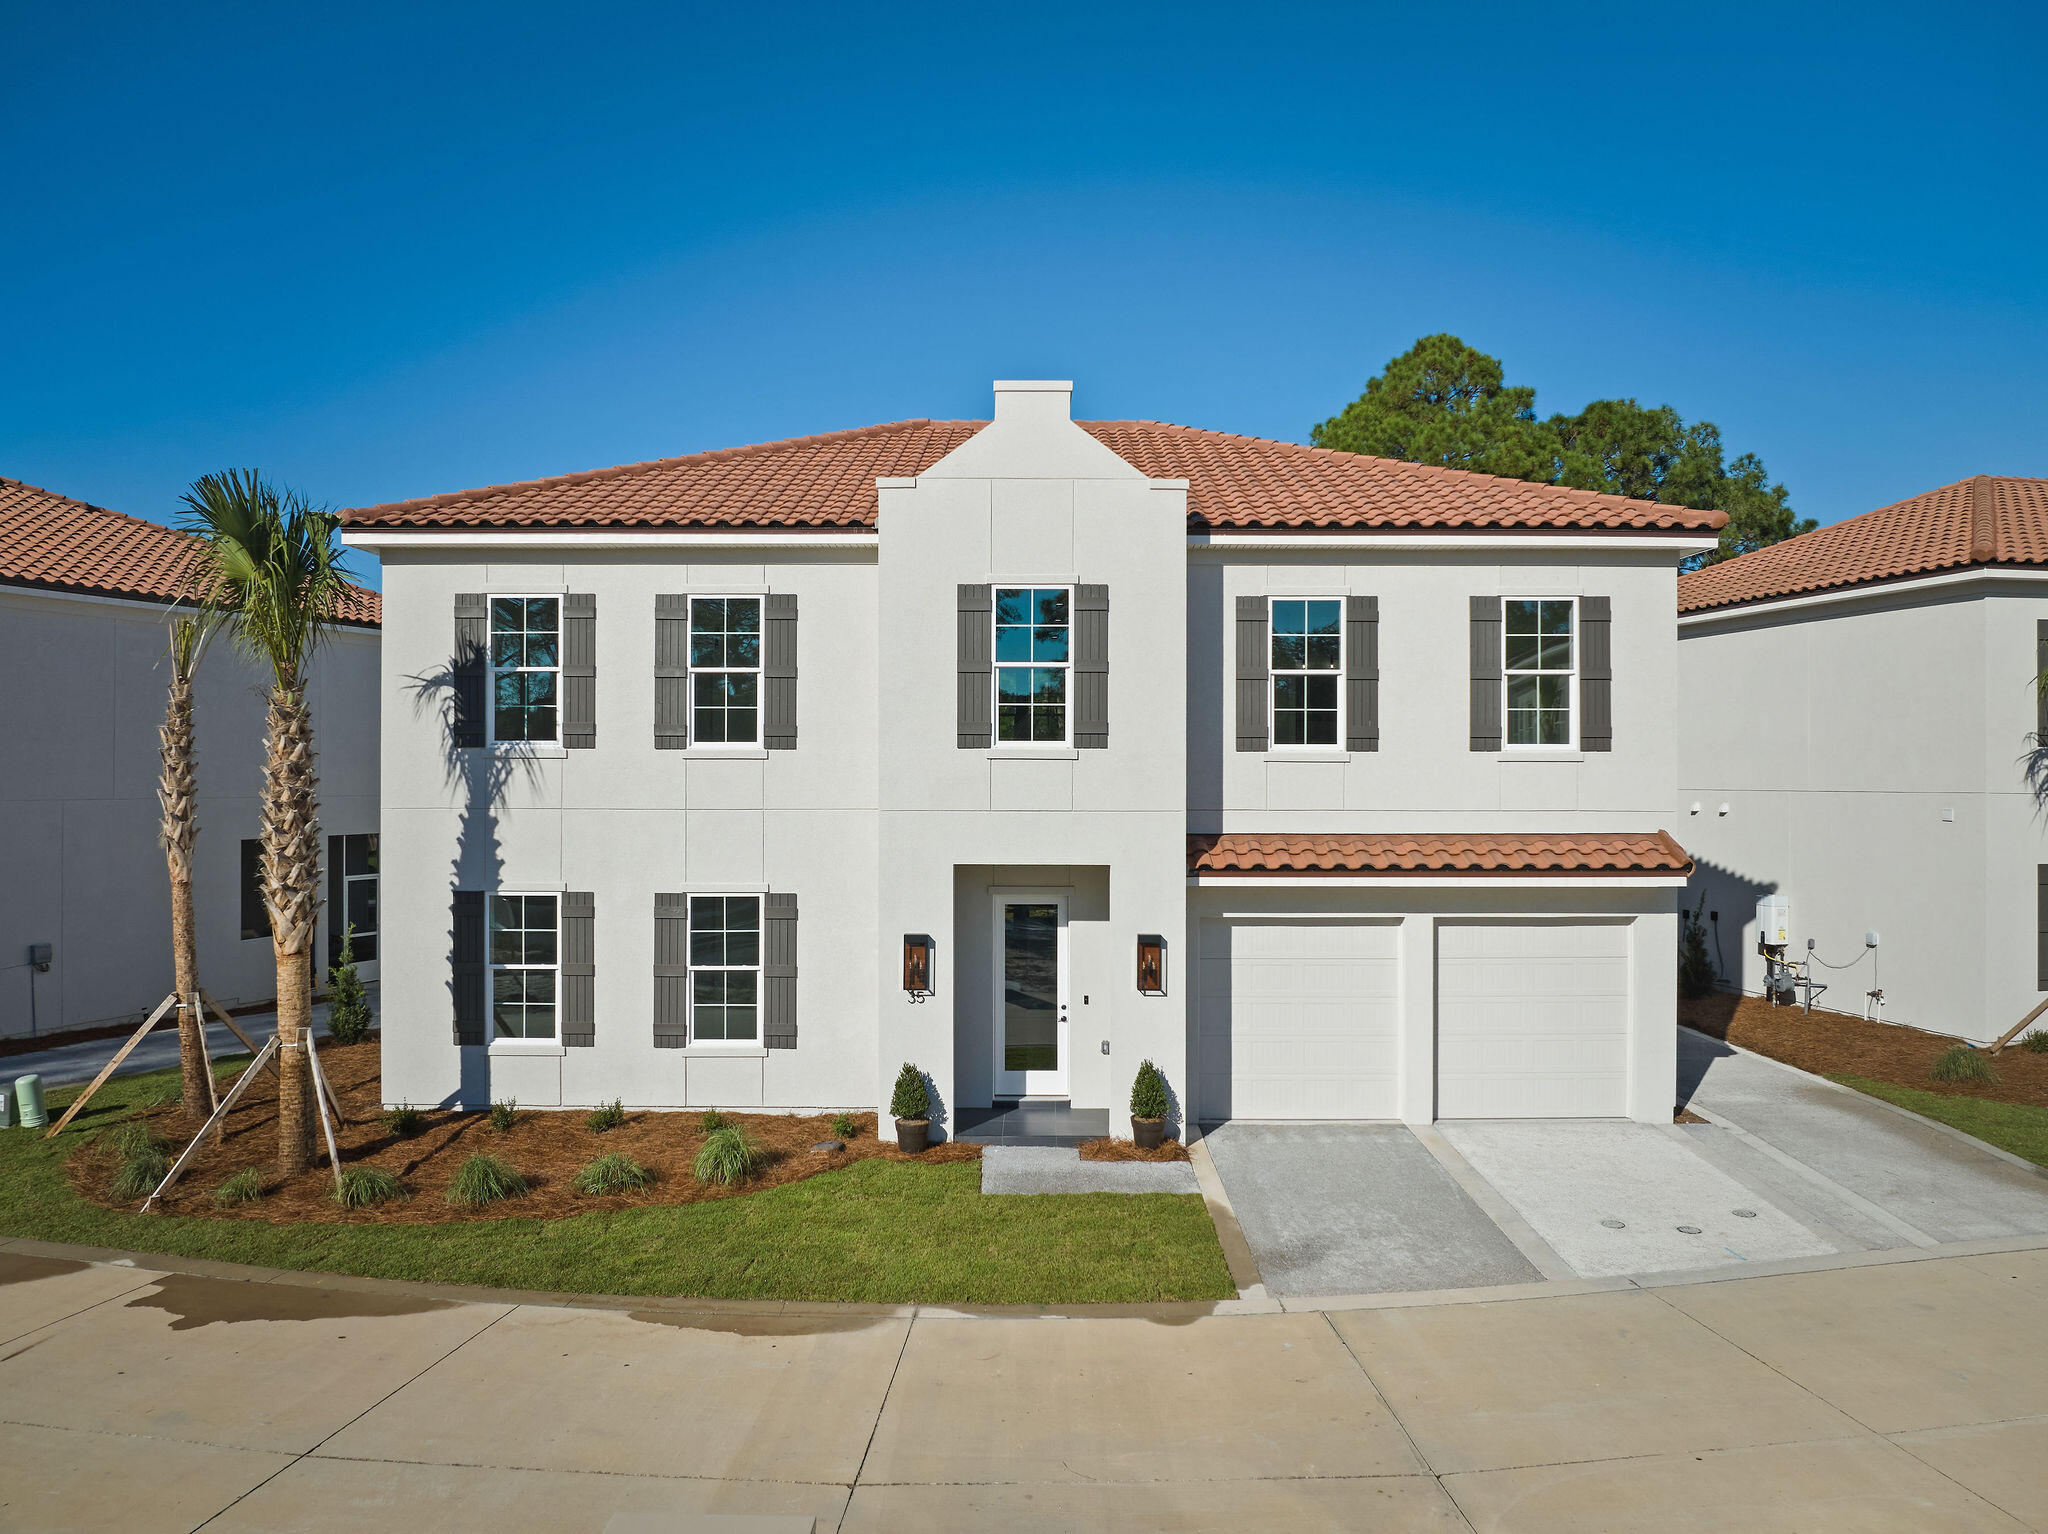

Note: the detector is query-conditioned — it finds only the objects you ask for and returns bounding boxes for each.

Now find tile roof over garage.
[1186,831,1694,877]
[0,476,381,627]
[342,419,1727,536]
[1679,475,2048,614]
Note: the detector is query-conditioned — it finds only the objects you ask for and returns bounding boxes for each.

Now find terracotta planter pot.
[1132,1116,1165,1151]
[895,1117,930,1154]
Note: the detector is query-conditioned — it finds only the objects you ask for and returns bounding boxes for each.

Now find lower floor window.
[491,893,558,1039]
[332,833,378,964]
[691,895,760,1042]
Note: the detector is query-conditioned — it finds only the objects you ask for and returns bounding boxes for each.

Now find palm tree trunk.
[158,665,208,1120]
[262,682,321,1176]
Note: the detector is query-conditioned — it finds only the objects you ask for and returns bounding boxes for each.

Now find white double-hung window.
[994,586,1070,744]
[1270,598,1343,747]
[490,893,558,1039]
[489,597,560,744]
[1504,598,1575,747]
[689,597,762,745]
[690,895,760,1043]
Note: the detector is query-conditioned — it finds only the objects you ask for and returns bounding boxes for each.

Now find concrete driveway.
[5,1237,2047,1531]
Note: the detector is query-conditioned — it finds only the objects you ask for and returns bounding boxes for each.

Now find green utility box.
[14,1074,45,1131]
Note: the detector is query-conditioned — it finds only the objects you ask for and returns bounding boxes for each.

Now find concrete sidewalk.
[4,1235,2045,1531]
[4,988,378,1090]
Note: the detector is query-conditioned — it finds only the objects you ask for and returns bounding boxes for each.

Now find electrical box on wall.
[1756,895,1790,948]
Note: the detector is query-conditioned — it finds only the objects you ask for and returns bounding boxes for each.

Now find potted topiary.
[891,1062,931,1153]
[1130,1059,1169,1150]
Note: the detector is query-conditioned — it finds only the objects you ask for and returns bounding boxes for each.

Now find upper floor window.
[1271,598,1342,747]
[690,894,760,1042]
[490,892,557,1039]
[690,597,761,745]
[491,597,559,744]
[1505,598,1575,746]
[995,586,1069,744]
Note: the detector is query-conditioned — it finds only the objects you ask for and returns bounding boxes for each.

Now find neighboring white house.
[0,477,383,1039]
[342,381,1719,1134]
[1677,475,2048,1044]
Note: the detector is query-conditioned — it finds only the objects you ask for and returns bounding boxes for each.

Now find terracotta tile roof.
[343,418,1727,536]
[1679,475,2048,614]
[1186,831,1694,877]
[0,476,380,627]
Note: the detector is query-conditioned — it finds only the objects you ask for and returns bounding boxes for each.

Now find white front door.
[993,894,1069,1099]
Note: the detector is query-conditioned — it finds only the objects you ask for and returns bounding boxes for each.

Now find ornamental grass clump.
[694,1123,760,1187]
[488,1097,518,1132]
[573,1151,654,1195]
[109,1125,171,1200]
[335,1165,404,1209]
[586,1099,627,1134]
[2022,1030,2048,1054]
[212,1168,265,1206]
[1930,1044,1996,1085]
[445,1153,528,1208]
[385,1104,427,1139]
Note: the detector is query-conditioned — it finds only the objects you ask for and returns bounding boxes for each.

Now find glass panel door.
[996,897,1068,1097]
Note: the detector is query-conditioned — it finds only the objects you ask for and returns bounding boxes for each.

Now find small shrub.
[698,1109,727,1133]
[445,1153,528,1207]
[586,1099,627,1134]
[2021,1030,2048,1054]
[109,1129,171,1200]
[325,925,374,1045]
[1930,1044,1996,1084]
[889,1063,930,1121]
[385,1103,427,1138]
[489,1097,518,1132]
[334,1165,404,1209]
[694,1123,759,1186]
[1677,892,1717,1000]
[1130,1059,1170,1120]
[574,1151,654,1195]
[830,1112,860,1140]
[212,1168,265,1206]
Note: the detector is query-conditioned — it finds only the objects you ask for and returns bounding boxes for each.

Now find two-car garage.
[1196,916,1635,1123]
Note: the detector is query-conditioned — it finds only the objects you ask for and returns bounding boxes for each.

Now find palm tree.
[182,471,352,1176]
[158,610,219,1119]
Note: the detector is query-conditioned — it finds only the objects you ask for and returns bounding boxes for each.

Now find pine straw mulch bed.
[1078,1137,1190,1162]
[71,1038,977,1224]
[1682,992,2048,1109]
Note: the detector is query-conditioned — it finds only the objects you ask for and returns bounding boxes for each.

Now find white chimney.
[992,380,1073,424]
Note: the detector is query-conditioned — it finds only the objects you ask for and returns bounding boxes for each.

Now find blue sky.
[4,2,2043,589]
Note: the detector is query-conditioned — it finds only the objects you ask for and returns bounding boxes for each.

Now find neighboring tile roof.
[0,476,381,627]
[343,418,1727,536]
[1186,831,1694,877]
[1679,475,2048,614]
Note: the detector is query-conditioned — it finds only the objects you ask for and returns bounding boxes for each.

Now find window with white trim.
[994,586,1070,744]
[490,597,560,744]
[490,893,558,1039]
[690,895,760,1042]
[1504,598,1575,747]
[1270,598,1342,747]
[689,597,761,745]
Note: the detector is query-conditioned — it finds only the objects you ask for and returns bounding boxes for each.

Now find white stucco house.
[0,477,382,1039]
[1678,474,2048,1045]
[341,381,1720,1136]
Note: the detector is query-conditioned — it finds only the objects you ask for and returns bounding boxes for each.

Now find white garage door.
[1198,920,1400,1120]
[1436,922,1631,1118]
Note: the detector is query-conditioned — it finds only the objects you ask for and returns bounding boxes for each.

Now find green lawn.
[1,1063,1234,1305]
[1830,1074,2048,1169]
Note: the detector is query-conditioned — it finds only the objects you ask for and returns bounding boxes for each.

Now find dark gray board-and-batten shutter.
[2038,867,2048,991]
[653,895,689,1047]
[957,584,993,748]
[1235,595,1269,752]
[765,593,798,750]
[1345,595,1379,752]
[1074,584,1109,748]
[764,893,798,1049]
[1469,596,1502,752]
[453,595,489,748]
[562,594,596,748]
[654,596,690,749]
[1580,595,1613,752]
[452,890,485,1045]
[561,892,595,1046]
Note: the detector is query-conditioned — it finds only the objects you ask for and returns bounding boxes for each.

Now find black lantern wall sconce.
[1136,934,1167,996]
[903,934,933,1000]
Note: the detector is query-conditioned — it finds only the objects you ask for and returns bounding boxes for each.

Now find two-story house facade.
[343,381,1719,1135]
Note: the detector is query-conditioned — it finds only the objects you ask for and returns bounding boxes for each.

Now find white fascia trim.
[1189,533,1721,553]
[1679,566,2048,628]
[1187,874,1689,889]
[341,529,878,551]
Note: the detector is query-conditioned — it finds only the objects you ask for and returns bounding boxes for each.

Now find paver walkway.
[3,1236,2045,1530]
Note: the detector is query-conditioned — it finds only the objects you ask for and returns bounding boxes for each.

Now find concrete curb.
[1187,1137,1270,1301]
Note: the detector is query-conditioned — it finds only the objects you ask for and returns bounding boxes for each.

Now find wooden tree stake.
[142,1036,279,1212]
[42,994,178,1140]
